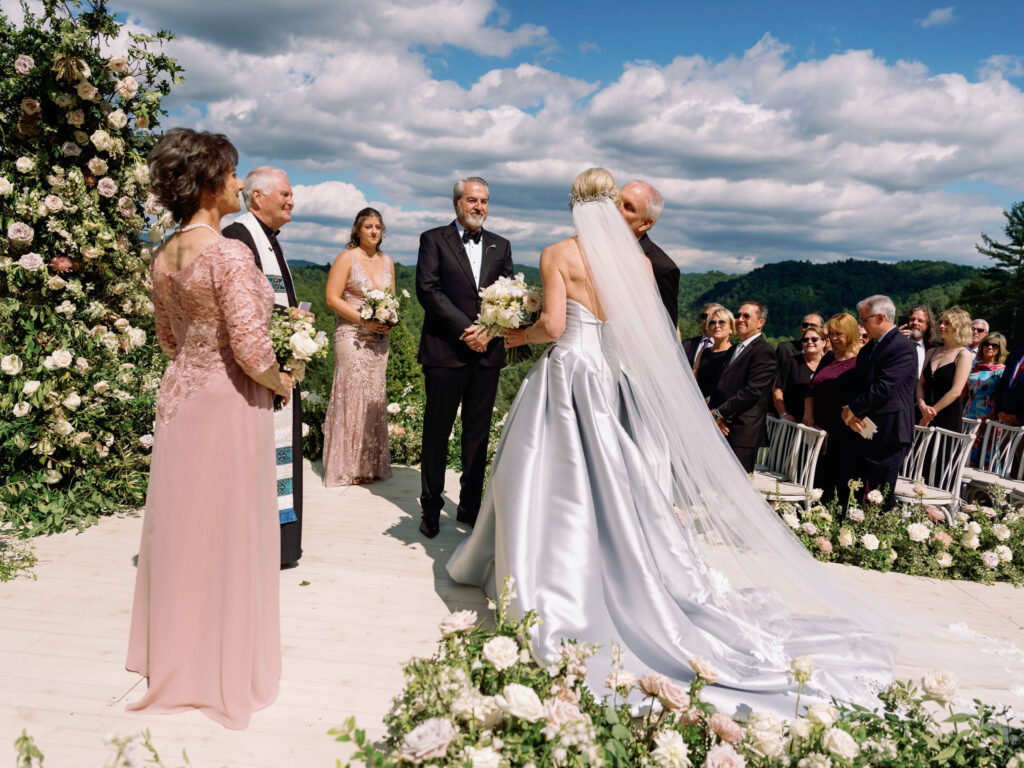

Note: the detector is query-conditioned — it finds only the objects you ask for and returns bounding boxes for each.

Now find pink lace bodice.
[341,253,393,318]
[152,238,277,424]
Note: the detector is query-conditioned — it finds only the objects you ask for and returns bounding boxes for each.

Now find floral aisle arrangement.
[333,579,1023,767]
[774,485,1023,585]
[268,307,329,384]
[476,273,542,363]
[0,2,183,537]
[385,389,505,469]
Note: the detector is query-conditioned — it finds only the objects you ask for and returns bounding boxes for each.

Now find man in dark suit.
[842,295,918,505]
[775,313,824,365]
[994,345,1024,426]
[619,181,679,329]
[708,301,778,472]
[416,176,514,538]
[682,302,723,366]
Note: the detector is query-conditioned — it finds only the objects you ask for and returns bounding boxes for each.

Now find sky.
[6,0,1024,271]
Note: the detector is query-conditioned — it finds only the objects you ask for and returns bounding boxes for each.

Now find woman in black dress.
[918,306,973,433]
[773,325,824,423]
[694,306,734,401]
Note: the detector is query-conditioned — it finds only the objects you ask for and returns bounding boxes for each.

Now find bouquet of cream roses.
[269,307,328,385]
[360,289,401,327]
[476,274,542,362]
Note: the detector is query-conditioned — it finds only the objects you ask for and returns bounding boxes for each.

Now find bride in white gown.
[446,168,1023,717]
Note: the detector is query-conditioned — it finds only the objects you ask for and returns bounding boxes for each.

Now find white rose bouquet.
[359,288,400,328]
[475,273,542,362]
[268,307,328,390]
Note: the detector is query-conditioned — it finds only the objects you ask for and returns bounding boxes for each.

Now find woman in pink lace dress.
[126,129,293,729]
[322,208,396,486]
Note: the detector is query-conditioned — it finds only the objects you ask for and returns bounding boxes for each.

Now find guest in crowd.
[969,318,990,355]
[964,332,1007,465]
[223,166,303,568]
[683,302,723,366]
[776,313,824,364]
[709,301,777,472]
[804,313,863,503]
[844,295,918,506]
[322,208,396,486]
[994,344,1024,426]
[773,325,824,423]
[859,325,869,345]
[619,180,679,329]
[693,306,734,401]
[127,128,292,728]
[917,307,973,432]
[901,304,937,377]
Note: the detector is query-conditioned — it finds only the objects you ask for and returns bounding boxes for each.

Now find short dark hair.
[347,207,385,251]
[148,128,238,223]
[738,300,767,322]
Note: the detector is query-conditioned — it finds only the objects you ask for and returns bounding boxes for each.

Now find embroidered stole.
[237,212,297,525]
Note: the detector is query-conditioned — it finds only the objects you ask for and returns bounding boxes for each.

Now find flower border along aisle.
[333,580,1024,768]
[0,3,183,537]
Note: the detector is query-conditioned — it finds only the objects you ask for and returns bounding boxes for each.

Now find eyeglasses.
[801,322,820,329]
[858,314,877,323]
[737,312,757,319]
[802,337,821,344]
[972,327,986,332]
[706,319,729,327]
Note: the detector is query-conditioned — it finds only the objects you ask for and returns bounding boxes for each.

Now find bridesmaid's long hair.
[347,207,385,252]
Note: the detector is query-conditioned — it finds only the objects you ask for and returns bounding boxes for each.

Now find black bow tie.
[462,229,482,244]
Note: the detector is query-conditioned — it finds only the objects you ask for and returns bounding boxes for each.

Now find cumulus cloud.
[980,54,1024,80]
[916,7,955,28]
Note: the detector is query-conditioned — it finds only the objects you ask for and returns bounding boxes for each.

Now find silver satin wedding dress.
[447,195,1024,718]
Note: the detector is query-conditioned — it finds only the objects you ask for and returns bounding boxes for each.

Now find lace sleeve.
[210,240,277,378]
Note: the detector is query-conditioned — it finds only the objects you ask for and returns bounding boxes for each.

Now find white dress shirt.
[729,332,762,366]
[914,340,926,376]
[461,227,483,287]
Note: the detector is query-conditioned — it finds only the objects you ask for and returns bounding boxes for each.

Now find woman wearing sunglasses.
[773,324,824,423]
[964,332,1008,465]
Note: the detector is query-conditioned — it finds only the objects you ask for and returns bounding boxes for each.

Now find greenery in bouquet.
[334,578,1024,767]
[477,273,542,364]
[773,483,1023,585]
[0,1,183,538]
[268,306,328,384]
[362,287,401,326]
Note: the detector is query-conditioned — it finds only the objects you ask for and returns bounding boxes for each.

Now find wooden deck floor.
[1,460,1022,767]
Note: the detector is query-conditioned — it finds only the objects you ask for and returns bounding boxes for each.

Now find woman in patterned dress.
[322,208,396,485]
[964,332,1007,465]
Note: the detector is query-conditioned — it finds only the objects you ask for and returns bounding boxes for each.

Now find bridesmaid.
[322,208,396,486]
[127,129,292,728]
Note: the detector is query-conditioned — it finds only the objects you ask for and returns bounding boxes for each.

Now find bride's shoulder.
[540,237,580,261]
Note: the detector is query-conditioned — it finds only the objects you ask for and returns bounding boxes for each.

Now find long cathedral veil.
[570,183,1024,709]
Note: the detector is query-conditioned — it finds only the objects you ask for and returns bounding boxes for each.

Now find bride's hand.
[504,328,527,348]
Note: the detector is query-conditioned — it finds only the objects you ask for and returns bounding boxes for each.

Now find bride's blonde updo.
[569,167,620,209]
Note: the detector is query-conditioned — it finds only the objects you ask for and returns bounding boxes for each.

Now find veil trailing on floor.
[571,190,1024,710]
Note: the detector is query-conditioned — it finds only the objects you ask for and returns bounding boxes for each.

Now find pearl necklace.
[178,223,219,235]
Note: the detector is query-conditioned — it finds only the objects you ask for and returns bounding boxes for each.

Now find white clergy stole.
[236,211,290,308]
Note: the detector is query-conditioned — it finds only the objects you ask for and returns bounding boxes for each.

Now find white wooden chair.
[899,425,935,483]
[960,420,1024,505]
[753,416,827,510]
[894,421,980,517]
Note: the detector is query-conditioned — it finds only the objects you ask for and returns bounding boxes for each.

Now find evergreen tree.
[967,201,1024,346]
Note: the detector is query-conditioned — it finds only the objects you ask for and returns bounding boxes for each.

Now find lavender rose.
[399,718,456,763]
[15,54,35,74]
[10,224,36,245]
[97,177,118,197]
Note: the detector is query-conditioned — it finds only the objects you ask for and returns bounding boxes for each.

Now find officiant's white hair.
[624,179,664,223]
[453,176,488,201]
[242,166,288,208]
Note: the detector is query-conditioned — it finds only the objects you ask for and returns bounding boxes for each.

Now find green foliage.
[958,201,1024,347]
[0,534,37,582]
[0,0,181,538]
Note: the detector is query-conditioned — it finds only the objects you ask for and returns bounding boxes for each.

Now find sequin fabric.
[151,239,277,425]
[322,255,393,486]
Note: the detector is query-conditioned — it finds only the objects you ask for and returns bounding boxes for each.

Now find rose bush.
[0,2,183,538]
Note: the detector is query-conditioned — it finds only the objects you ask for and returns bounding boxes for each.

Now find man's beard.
[462,212,486,228]
[908,328,924,341]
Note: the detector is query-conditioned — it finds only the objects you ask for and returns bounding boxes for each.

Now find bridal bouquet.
[269,307,329,384]
[360,289,401,327]
[476,273,542,362]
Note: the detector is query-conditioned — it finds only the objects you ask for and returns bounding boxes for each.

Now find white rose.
[44,349,74,370]
[823,727,859,761]
[23,380,41,396]
[798,753,833,768]
[689,655,719,682]
[996,544,1013,563]
[88,157,108,175]
[1,354,23,375]
[921,670,958,703]
[992,523,1011,541]
[13,402,31,418]
[115,75,139,100]
[866,490,884,504]
[48,275,68,290]
[462,746,502,768]
[288,331,320,361]
[438,609,477,636]
[399,718,455,763]
[14,54,35,74]
[66,109,85,126]
[838,528,854,547]
[76,80,99,101]
[387,402,401,415]
[133,163,150,186]
[806,703,838,728]
[107,109,128,130]
[139,434,155,449]
[54,419,74,436]
[63,392,81,410]
[967,520,982,535]
[127,327,147,349]
[482,635,519,671]
[789,656,815,684]
[56,300,76,316]
[745,711,785,759]
[93,380,109,393]
[980,551,1000,569]
[848,507,865,522]
[90,129,112,151]
[498,682,545,721]
[107,55,130,75]
[790,717,812,742]
[861,533,879,551]
[9,224,35,245]
[907,523,929,542]
[936,552,953,568]
[97,177,118,197]
[16,156,35,173]
[0,176,12,195]
[961,533,980,550]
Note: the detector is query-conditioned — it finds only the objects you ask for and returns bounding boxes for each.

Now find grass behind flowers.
[330,579,1024,768]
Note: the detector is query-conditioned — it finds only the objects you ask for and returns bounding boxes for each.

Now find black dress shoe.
[420,511,440,539]
[456,505,478,527]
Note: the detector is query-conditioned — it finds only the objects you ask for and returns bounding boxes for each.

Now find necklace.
[178,223,219,235]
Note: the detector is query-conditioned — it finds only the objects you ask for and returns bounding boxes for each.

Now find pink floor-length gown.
[126,238,281,730]
[322,254,393,486]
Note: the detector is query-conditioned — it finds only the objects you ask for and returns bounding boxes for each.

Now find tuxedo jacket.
[775,338,802,365]
[416,221,514,368]
[682,335,704,366]
[994,347,1024,419]
[638,234,679,327]
[708,335,778,448]
[847,328,918,446]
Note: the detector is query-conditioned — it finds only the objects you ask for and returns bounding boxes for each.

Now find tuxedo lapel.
[442,223,478,290]
[478,230,501,290]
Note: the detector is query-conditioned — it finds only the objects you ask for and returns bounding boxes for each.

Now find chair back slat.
[977,420,1024,479]
[900,426,934,481]
[925,425,978,497]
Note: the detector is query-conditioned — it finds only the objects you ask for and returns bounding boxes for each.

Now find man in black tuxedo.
[416,177,514,538]
[619,181,679,329]
[994,345,1024,426]
[708,301,778,472]
[682,302,723,366]
[842,295,918,505]
[775,313,824,365]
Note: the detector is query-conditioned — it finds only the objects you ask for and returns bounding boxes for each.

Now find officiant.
[223,167,303,568]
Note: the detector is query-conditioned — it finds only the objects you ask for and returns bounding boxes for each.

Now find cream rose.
[783,512,800,529]
[88,157,109,175]
[838,528,854,547]
[907,522,929,542]
[115,75,139,99]
[1,354,24,375]
[996,544,1013,563]
[745,711,785,759]
[93,380,110,394]
[689,655,719,682]
[90,129,112,151]
[789,655,815,683]
[498,682,545,721]
[15,156,35,173]
[76,80,99,101]
[23,380,41,396]
[15,54,35,74]
[861,533,879,551]
[866,489,884,504]
[482,635,519,671]
[18,252,43,270]
[0,177,12,195]
[107,109,128,130]
[462,746,501,768]
[806,702,838,728]
[823,727,859,761]
[790,717,812,741]
[399,718,455,763]
[387,402,401,414]
[438,609,477,636]
[63,392,82,410]
[288,331,320,361]
[992,523,1011,541]
[936,552,953,568]
[922,670,958,703]
[66,108,85,126]
[13,402,31,418]
[21,97,41,115]
[10,223,35,245]
[127,327,147,349]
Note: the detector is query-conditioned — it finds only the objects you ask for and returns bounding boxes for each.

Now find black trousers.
[730,444,759,474]
[856,439,910,507]
[420,364,502,514]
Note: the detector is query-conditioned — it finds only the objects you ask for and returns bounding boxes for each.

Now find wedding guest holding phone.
[322,208,396,487]
[127,128,292,728]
